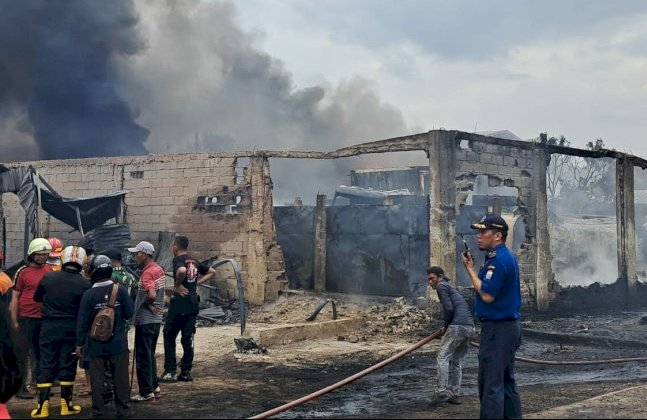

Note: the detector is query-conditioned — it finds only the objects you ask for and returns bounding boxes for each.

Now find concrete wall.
[453,138,548,308]
[3,129,643,311]
[1,153,287,305]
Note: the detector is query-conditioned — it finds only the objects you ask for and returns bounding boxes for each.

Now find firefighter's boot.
[60,381,82,416]
[30,383,51,418]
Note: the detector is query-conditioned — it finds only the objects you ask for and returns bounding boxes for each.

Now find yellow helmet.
[28,238,52,256]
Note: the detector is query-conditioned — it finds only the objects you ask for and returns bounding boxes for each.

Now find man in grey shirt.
[427,266,475,406]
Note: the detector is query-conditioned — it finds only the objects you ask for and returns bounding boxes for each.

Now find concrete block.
[248,318,367,346]
[263,279,287,302]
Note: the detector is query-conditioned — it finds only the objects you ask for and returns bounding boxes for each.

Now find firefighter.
[31,246,90,418]
[46,238,64,272]
[9,238,52,399]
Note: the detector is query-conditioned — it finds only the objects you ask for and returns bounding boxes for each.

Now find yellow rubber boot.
[60,382,82,416]
[31,400,50,418]
[31,383,52,418]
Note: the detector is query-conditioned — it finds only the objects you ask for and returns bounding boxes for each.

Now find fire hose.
[250,328,647,419]
[469,341,647,365]
[249,329,445,419]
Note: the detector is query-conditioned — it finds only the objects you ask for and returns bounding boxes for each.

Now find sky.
[234,0,647,155]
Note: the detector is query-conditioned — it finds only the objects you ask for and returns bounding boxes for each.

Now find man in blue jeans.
[129,241,166,403]
[462,214,522,419]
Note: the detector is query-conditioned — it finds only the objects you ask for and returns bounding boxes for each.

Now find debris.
[234,338,269,355]
[545,344,576,355]
[306,299,338,322]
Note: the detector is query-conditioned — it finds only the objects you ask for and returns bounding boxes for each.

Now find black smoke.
[0,0,148,161]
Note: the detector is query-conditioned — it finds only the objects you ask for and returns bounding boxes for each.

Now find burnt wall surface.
[326,204,429,297]
[351,167,429,195]
[274,203,429,297]
[454,140,544,308]
[274,206,315,290]
[547,281,647,313]
[1,153,287,305]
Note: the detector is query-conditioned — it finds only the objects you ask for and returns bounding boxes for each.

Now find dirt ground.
[7,293,647,419]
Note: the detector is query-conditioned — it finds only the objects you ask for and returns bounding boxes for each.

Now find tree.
[544,135,572,200]
[545,136,615,211]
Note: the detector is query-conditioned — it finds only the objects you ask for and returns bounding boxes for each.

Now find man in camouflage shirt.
[105,249,136,302]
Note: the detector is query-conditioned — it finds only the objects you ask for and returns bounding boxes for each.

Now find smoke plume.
[1,0,415,201]
[118,0,414,202]
[0,0,148,161]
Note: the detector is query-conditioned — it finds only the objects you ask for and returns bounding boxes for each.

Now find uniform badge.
[486,270,494,280]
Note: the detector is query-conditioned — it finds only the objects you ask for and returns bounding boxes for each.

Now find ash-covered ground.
[8,296,647,419]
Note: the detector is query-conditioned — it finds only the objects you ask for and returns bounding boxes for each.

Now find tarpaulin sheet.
[40,189,127,233]
[0,167,38,235]
[78,223,132,255]
[0,166,127,235]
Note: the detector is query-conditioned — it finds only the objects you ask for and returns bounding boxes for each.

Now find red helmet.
[48,237,64,258]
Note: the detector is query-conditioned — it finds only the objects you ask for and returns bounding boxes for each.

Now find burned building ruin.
[1,129,645,311]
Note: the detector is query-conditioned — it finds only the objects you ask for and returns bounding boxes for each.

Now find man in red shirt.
[9,238,52,399]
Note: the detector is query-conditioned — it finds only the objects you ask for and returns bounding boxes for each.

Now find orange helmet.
[48,237,64,258]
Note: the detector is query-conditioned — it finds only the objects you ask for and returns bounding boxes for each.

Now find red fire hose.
[249,329,445,419]
[250,330,647,419]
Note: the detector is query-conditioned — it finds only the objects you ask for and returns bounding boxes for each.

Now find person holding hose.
[461,214,522,419]
[427,266,474,406]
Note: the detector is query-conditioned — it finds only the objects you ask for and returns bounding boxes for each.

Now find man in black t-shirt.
[160,236,215,382]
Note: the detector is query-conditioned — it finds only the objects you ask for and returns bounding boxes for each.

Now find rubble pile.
[234,338,269,355]
[356,297,433,340]
[248,294,365,324]
[179,298,242,328]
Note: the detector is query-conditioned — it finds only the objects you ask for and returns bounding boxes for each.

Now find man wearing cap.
[461,214,522,419]
[427,266,474,406]
[128,241,165,402]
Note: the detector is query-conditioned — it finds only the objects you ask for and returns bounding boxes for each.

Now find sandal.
[76,390,92,397]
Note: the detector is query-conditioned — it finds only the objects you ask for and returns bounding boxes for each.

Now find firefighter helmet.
[28,238,52,256]
[60,246,87,270]
[47,237,64,258]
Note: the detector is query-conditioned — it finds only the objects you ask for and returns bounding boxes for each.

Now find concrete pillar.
[533,149,552,311]
[246,156,270,305]
[491,197,502,215]
[428,131,457,282]
[313,194,327,292]
[616,156,637,304]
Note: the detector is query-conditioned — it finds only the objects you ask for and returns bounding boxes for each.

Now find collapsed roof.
[0,166,127,237]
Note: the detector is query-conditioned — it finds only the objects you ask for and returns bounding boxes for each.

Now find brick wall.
[455,140,543,308]
[1,153,287,305]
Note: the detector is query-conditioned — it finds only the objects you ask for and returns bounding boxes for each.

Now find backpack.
[90,284,119,342]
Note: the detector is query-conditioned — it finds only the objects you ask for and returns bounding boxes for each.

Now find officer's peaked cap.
[470,214,509,232]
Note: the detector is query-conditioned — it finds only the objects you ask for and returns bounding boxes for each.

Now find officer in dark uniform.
[461,213,522,419]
